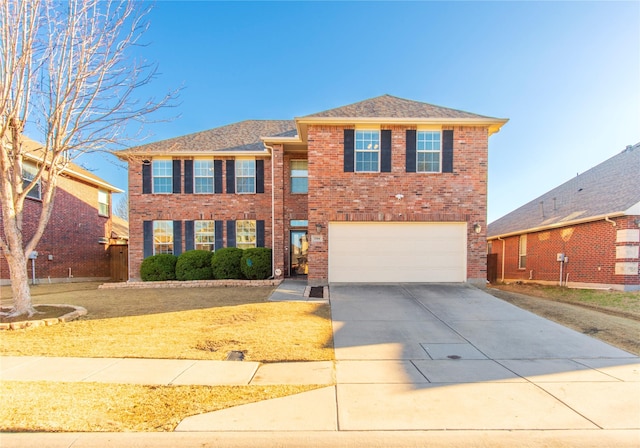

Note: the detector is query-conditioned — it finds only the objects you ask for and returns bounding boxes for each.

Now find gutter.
[487,211,626,240]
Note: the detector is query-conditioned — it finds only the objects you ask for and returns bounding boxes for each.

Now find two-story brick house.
[1,137,126,285]
[118,95,507,285]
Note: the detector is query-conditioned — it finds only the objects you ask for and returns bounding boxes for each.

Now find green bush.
[140,254,178,281]
[241,248,272,280]
[211,247,245,279]
[175,250,214,281]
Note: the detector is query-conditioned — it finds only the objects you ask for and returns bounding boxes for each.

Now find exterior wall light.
[315,223,323,233]
[473,223,482,234]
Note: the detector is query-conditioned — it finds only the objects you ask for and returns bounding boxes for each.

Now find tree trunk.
[4,251,37,317]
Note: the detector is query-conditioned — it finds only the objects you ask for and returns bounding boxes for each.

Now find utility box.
[28,251,38,259]
[556,253,565,262]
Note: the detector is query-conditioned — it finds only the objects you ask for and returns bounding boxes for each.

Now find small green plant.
[241,248,272,280]
[140,254,178,281]
[175,250,214,281]
[211,247,245,279]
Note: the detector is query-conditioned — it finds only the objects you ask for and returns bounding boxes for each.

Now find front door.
[290,230,308,276]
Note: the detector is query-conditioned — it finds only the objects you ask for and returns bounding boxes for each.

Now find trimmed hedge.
[140,254,178,281]
[211,247,245,279]
[241,248,272,280]
[176,250,214,281]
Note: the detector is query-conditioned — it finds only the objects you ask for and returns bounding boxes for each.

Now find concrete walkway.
[1,281,639,447]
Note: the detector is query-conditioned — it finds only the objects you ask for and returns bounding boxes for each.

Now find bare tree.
[1,0,175,317]
[113,194,129,221]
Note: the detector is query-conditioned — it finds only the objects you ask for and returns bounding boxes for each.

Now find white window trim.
[22,161,42,200]
[152,159,173,194]
[98,189,109,217]
[355,130,380,173]
[236,219,257,249]
[518,234,527,270]
[290,159,308,194]
[416,130,442,173]
[235,158,256,194]
[195,220,215,251]
[153,220,174,255]
[194,159,214,194]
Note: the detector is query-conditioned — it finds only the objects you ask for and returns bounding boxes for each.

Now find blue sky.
[77,0,640,223]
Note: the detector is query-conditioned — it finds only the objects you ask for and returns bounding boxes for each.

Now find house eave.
[115,149,271,160]
[487,211,628,240]
[295,116,509,136]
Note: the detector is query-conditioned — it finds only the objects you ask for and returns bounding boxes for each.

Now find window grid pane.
[194,160,214,193]
[416,131,441,173]
[153,160,173,193]
[290,160,308,193]
[355,131,380,172]
[195,220,215,251]
[22,162,42,199]
[236,220,256,249]
[153,221,173,254]
[236,160,256,193]
[98,190,109,216]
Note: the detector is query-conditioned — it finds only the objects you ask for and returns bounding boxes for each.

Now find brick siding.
[1,175,113,283]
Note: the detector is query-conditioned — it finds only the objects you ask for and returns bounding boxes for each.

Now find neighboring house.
[117,95,507,285]
[487,143,640,291]
[0,137,126,285]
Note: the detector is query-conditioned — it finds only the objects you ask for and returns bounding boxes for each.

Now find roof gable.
[302,94,496,120]
[488,143,640,238]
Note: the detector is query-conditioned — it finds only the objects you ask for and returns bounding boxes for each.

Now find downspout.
[497,236,505,283]
[264,143,276,279]
[604,216,617,227]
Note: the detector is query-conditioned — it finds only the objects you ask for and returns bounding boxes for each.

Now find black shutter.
[142,163,152,194]
[344,129,355,172]
[215,220,224,250]
[172,160,181,194]
[214,160,223,194]
[184,160,193,194]
[406,130,416,173]
[381,130,392,172]
[256,220,265,247]
[256,159,265,193]
[143,221,153,257]
[173,220,182,256]
[226,221,236,247]
[226,160,235,193]
[443,130,454,173]
[184,220,194,251]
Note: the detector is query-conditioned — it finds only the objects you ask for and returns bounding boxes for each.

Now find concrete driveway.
[330,283,639,431]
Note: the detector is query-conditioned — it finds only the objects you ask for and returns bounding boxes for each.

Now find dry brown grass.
[0,282,333,362]
[0,381,322,432]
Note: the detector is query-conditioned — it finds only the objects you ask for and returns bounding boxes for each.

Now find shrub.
[241,248,272,280]
[175,250,214,281]
[140,254,178,281]
[211,247,244,279]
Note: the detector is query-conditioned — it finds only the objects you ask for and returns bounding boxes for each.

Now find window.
[152,159,172,193]
[98,189,109,216]
[195,220,215,251]
[290,220,308,227]
[290,160,308,193]
[518,235,527,269]
[153,220,173,254]
[355,130,380,172]
[236,220,256,249]
[194,159,214,193]
[22,161,41,199]
[417,131,441,173]
[236,159,255,193]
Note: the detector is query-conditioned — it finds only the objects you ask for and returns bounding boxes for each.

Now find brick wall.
[1,175,113,283]
[128,156,273,280]
[488,216,640,289]
[306,124,489,284]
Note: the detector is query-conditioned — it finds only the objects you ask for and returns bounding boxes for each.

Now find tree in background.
[113,194,129,221]
[0,0,175,317]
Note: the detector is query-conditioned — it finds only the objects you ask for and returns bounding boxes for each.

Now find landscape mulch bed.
[0,306,76,324]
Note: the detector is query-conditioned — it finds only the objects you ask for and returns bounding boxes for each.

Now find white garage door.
[328,222,467,283]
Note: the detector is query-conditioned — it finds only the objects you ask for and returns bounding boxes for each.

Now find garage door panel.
[328,222,466,283]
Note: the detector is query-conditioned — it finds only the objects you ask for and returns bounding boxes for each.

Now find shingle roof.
[487,143,640,238]
[302,94,496,119]
[118,120,296,156]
